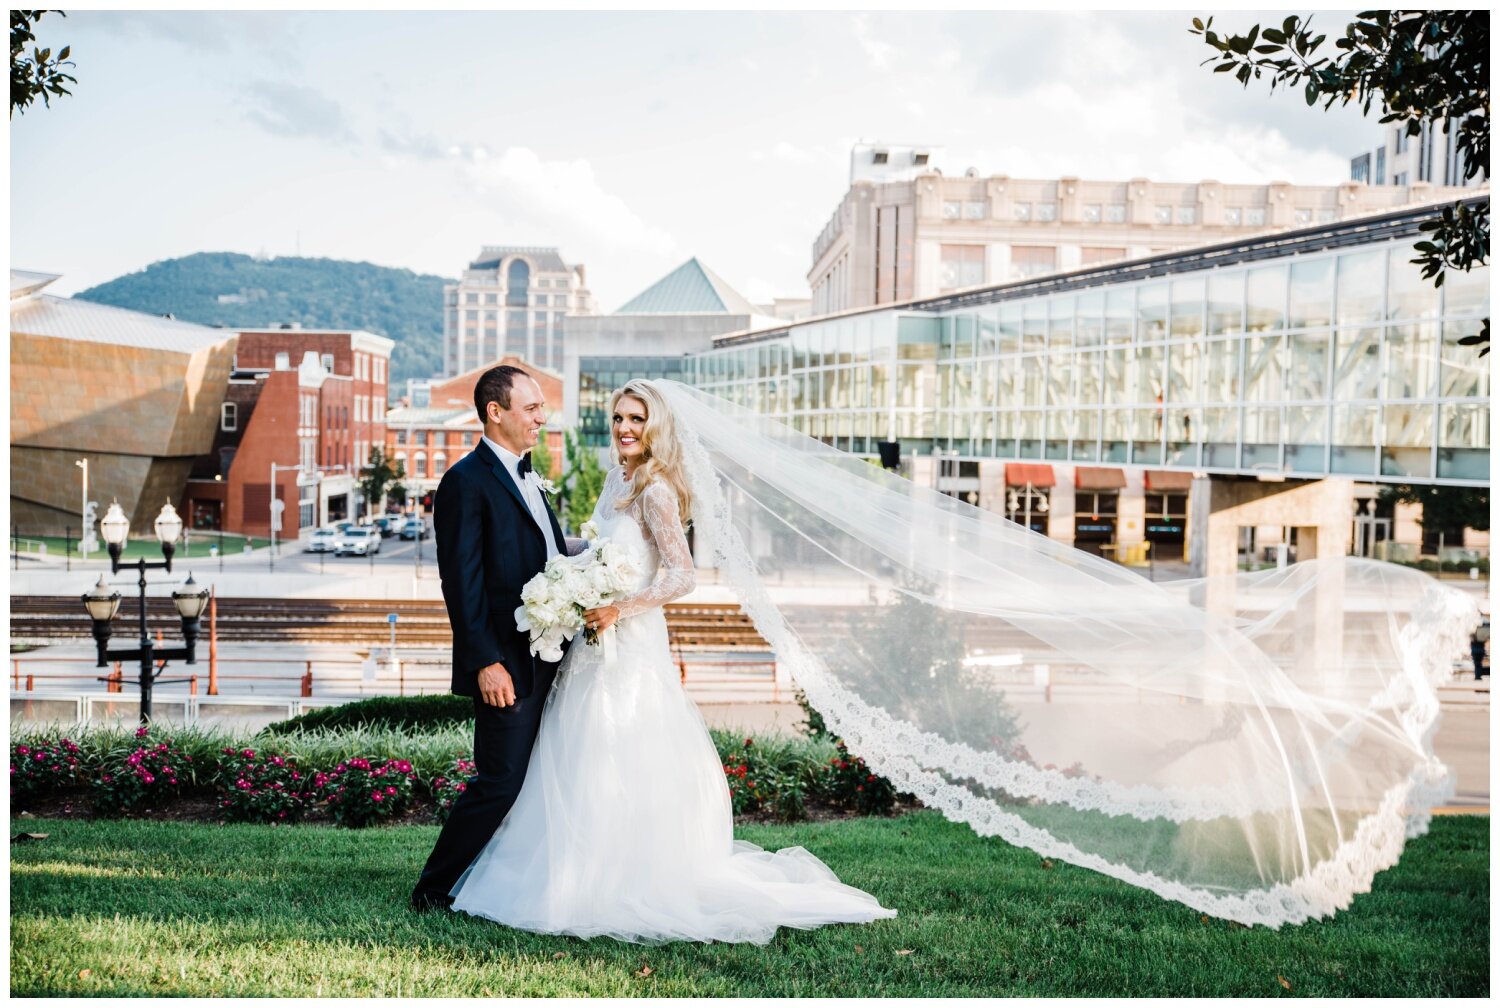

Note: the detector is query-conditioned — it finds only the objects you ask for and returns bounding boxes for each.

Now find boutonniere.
[536,475,559,497]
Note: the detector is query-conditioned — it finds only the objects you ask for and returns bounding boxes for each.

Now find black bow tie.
[516,453,532,477]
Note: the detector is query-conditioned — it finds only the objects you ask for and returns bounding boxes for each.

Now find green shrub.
[212,746,317,824]
[313,757,417,828]
[91,726,189,817]
[262,694,473,735]
[818,738,897,815]
[10,736,83,807]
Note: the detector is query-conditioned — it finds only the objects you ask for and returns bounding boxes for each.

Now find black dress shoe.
[410,890,455,913]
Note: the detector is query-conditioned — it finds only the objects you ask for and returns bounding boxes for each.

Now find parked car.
[399,517,429,540]
[371,516,396,538]
[335,527,382,556]
[305,528,339,553]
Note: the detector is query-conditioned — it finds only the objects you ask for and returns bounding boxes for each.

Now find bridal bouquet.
[514,530,640,661]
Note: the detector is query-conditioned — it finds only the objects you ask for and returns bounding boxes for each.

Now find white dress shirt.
[482,434,561,559]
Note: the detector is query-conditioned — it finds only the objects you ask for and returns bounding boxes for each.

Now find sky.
[10,9,1376,312]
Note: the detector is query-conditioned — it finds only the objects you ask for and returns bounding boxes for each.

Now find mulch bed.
[13,788,920,828]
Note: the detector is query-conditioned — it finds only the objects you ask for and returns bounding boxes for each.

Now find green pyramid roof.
[614,258,758,315]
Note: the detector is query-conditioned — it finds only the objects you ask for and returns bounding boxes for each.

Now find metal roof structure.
[615,257,760,315]
[468,247,571,272]
[10,271,235,354]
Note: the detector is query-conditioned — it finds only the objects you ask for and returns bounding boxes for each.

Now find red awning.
[1144,470,1195,491]
[1074,466,1126,490]
[1004,463,1055,488]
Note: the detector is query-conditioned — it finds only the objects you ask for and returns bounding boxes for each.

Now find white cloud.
[453,146,679,260]
[852,14,896,71]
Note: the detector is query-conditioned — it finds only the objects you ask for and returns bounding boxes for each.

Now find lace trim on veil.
[665,383,1470,928]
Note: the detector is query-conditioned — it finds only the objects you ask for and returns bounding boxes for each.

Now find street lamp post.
[269,462,300,570]
[82,500,210,725]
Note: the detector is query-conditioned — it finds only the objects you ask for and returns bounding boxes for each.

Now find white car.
[335,527,382,556]
[305,528,339,553]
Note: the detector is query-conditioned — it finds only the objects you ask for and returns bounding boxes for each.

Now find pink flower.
[141,773,156,784]
[372,793,384,802]
[16,746,30,755]
[385,786,397,795]
[135,726,149,738]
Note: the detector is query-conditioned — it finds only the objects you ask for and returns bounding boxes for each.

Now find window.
[1245,207,1267,226]
[871,150,889,164]
[1375,147,1386,184]
[964,201,987,220]
[1293,208,1312,225]
[1394,129,1409,155]
[941,201,962,220]
[413,452,426,478]
[1012,202,1032,221]
[1082,204,1102,222]
[275,351,290,370]
[1153,205,1173,224]
[320,353,334,372]
[1393,172,1408,187]
[396,429,408,446]
[1080,247,1126,265]
[1175,206,1197,225]
[1351,153,1371,183]
[484,292,498,305]
[1009,245,1057,280]
[220,402,237,431]
[939,245,985,291]
[1105,204,1127,223]
[1417,123,1433,182]
[465,292,478,305]
[506,259,531,306]
[1224,207,1242,225]
[1034,202,1057,222]
[433,454,447,476]
[414,429,428,447]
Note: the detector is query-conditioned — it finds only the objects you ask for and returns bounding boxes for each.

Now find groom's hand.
[477,663,516,708]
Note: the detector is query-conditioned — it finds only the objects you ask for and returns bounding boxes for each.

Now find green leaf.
[1213,61,1236,72]
[1254,44,1281,54]
[1305,81,1318,105]
[1192,17,1203,30]
[1282,15,1297,36]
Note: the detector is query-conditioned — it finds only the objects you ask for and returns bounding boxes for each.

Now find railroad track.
[10,596,770,652]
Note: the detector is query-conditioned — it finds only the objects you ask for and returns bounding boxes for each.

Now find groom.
[410,364,567,911]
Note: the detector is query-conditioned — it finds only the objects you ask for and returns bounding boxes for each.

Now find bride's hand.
[582,605,620,634]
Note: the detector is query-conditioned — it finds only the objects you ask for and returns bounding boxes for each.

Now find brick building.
[183,326,394,539]
[387,357,563,510]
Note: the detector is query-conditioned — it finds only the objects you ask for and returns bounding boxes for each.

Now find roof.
[614,258,759,315]
[468,247,571,272]
[10,286,236,354]
[11,269,61,299]
[385,405,476,426]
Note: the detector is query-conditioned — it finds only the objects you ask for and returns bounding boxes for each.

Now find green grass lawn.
[9,812,1488,997]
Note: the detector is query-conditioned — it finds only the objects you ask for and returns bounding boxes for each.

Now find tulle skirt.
[449,608,897,944]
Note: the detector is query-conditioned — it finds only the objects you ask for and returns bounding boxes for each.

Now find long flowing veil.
[653,378,1480,927]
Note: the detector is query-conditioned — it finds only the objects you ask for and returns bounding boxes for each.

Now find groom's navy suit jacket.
[433,438,566,700]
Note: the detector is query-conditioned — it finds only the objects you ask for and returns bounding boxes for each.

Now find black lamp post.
[82,500,210,725]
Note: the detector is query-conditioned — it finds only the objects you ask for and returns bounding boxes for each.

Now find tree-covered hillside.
[74,252,450,396]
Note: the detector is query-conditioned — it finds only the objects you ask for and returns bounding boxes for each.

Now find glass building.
[577,356,689,448]
[687,201,1489,487]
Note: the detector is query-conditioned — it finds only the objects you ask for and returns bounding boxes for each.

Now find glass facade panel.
[1203,338,1241,402]
[1383,324,1439,399]
[1380,403,1434,477]
[1104,289,1134,344]
[1333,328,1381,400]
[1286,331,1330,400]
[1444,263,1490,317]
[1165,341,1200,403]
[1388,251,1441,320]
[1207,271,1243,335]
[1438,403,1488,479]
[1285,405,1327,472]
[1440,320,1489,398]
[1076,292,1104,347]
[1288,257,1333,329]
[1170,277,1206,338]
[1137,284,1168,341]
[1331,404,1378,474]
[1336,248,1385,324]
[1243,335,1285,401]
[1246,264,1286,332]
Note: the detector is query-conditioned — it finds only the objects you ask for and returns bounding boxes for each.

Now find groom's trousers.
[412,664,557,902]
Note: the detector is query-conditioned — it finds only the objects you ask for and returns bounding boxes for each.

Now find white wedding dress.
[450,465,896,944]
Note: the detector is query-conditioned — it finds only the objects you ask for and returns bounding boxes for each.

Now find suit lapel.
[475,440,543,542]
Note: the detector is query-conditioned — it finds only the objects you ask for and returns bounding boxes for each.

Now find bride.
[454,377,1478,932]
[449,380,896,944]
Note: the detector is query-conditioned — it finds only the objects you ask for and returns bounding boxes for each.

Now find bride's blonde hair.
[609,380,693,524]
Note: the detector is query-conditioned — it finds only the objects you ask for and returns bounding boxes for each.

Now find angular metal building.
[10,270,237,536]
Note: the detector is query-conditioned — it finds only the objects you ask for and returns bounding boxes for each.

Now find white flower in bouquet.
[515,534,639,657]
[579,519,601,543]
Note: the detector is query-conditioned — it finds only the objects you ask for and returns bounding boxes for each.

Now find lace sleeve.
[615,480,696,618]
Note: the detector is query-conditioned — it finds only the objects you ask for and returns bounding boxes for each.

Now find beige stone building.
[810,144,1477,314]
[443,246,595,378]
